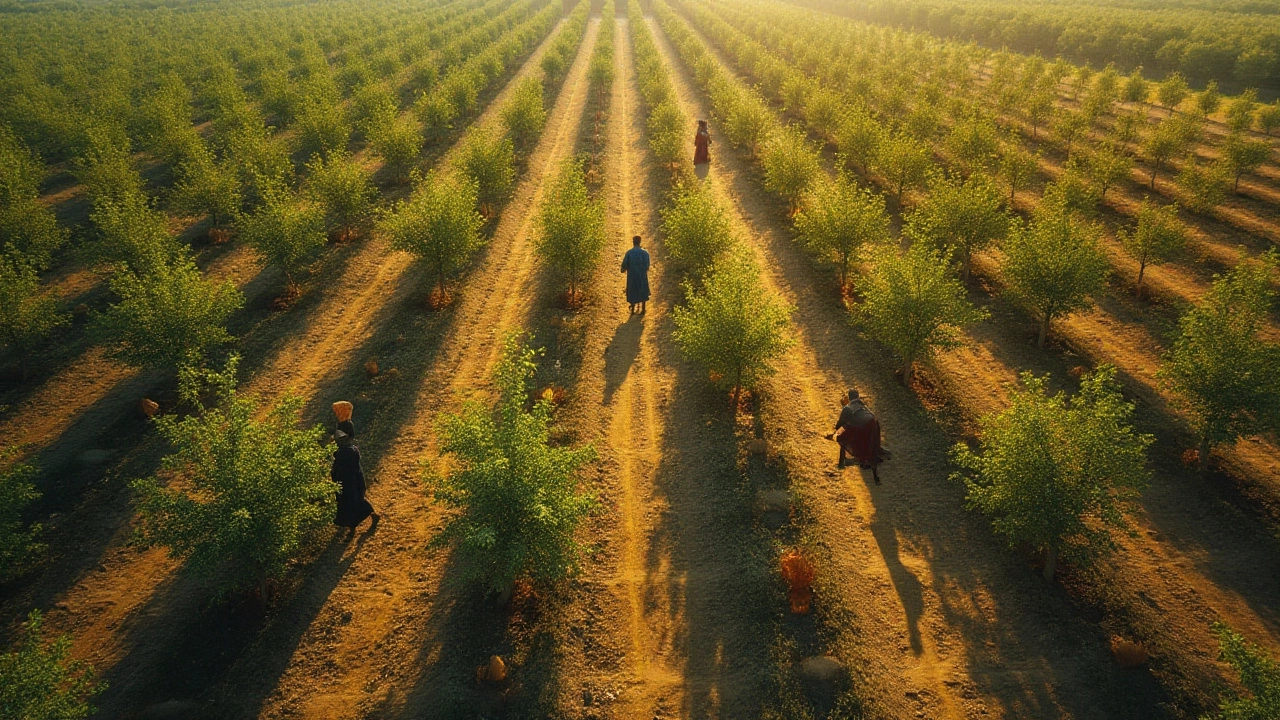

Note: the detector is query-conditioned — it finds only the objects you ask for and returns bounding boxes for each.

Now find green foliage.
[1002,207,1109,348]
[1221,133,1271,191]
[239,186,327,288]
[945,115,1000,175]
[170,147,242,231]
[87,190,180,276]
[794,174,889,289]
[1119,199,1186,290]
[855,242,987,382]
[1175,156,1232,213]
[952,365,1152,580]
[1225,89,1257,133]
[906,172,1009,281]
[536,155,606,298]
[0,610,103,720]
[91,258,243,373]
[998,142,1039,205]
[0,450,45,582]
[381,169,484,296]
[132,357,334,595]
[875,132,931,201]
[304,152,377,236]
[1049,110,1089,157]
[295,99,351,160]
[1256,101,1280,136]
[457,128,515,217]
[1157,72,1189,115]
[647,100,687,169]
[502,77,546,151]
[1042,162,1103,217]
[761,125,821,214]
[427,336,596,593]
[1196,80,1221,116]
[367,113,422,181]
[672,251,793,403]
[0,129,65,271]
[0,257,67,377]
[1141,119,1189,188]
[1158,253,1280,459]
[1084,143,1134,199]
[835,107,883,174]
[1205,622,1280,720]
[660,182,737,278]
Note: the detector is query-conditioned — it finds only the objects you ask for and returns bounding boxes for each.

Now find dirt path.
[36,17,587,718]
[646,13,1155,719]
[247,18,603,719]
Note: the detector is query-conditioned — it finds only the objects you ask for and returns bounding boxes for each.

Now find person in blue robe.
[621,235,651,314]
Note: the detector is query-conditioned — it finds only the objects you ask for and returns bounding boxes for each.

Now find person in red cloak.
[693,119,711,165]
[831,389,882,483]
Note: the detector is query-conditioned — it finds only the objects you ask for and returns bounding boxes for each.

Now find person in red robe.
[693,120,711,165]
[831,389,882,483]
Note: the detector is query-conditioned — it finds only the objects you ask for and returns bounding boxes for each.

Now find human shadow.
[602,313,643,405]
[694,161,710,180]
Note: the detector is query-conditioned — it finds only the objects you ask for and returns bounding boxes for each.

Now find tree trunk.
[1042,545,1058,581]
[961,252,972,283]
[1136,261,1146,293]
[1037,314,1050,349]
[1199,435,1212,480]
[1150,166,1157,189]
[900,359,913,386]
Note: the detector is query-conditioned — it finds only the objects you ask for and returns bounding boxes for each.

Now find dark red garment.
[835,403,881,467]
[694,128,711,164]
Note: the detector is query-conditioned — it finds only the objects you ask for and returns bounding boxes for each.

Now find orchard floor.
[2,6,1278,720]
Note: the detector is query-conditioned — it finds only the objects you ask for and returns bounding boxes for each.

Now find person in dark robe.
[621,235,651,314]
[694,120,711,165]
[332,420,378,539]
[829,389,883,483]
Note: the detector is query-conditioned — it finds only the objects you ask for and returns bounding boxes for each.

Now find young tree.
[1002,207,1110,348]
[0,257,67,379]
[1111,110,1145,149]
[855,243,987,383]
[1121,68,1149,105]
[1225,89,1258,134]
[1085,143,1134,199]
[647,99,687,171]
[762,125,821,215]
[672,252,793,407]
[724,91,774,158]
[0,129,66,270]
[999,143,1040,205]
[1024,90,1055,139]
[875,132,932,202]
[1196,80,1222,116]
[1142,120,1189,188]
[1042,162,1104,216]
[945,116,1000,175]
[366,112,422,182]
[1157,253,1280,477]
[170,149,242,233]
[501,77,546,151]
[1119,200,1187,292]
[239,186,327,291]
[1256,100,1280,136]
[427,336,597,593]
[536,155,606,303]
[952,365,1152,581]
[660,182,737,278]
[1176,156,1232,213]
[1222,133,1272,191]
[1206,622,1280,720]
[295,98,351,160]
[835,107,883,175]
[794,174,890,291]
[132,357,334,597]
[457,128,515,219]
[0,610,103,719]
[88,190,182,276]
[0,451,44,581]
[91,258,243,373]
[380,169,484,303]
[1050,110,1089,158]
[304,152,376,239]
[1157,72,1190,116]
[906,173,1010,282]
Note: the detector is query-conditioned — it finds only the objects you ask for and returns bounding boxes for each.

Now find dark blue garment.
[621,246,651,304]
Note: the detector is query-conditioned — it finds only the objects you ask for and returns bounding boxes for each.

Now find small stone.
[798,655,845,682]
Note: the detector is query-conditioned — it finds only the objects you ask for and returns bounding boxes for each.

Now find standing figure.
[830,389,883,483]
[332,419,379,539]
[694,119,712,165]
[621,235,651,314]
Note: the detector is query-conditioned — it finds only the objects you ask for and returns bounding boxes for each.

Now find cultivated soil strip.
[647,13,1144,719]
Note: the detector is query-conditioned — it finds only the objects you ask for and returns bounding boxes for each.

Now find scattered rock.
[1110,636,1148,668]
[137,700,205,720]
[364,359,380,378]
[798,655,845,683]
[138,398,160,418]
